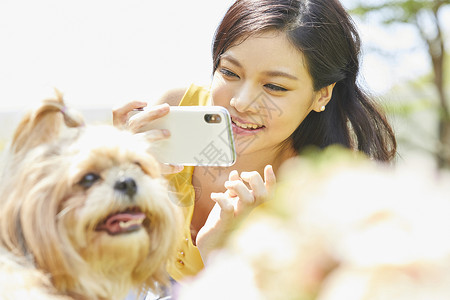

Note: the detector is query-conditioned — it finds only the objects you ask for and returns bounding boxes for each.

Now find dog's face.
[0,92,180,299]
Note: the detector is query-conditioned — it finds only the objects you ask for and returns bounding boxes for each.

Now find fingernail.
[161,129,170,137]
[240,172,249,178]
[210,192,221,198]
[173,165,184,172]
[155,103,170,112]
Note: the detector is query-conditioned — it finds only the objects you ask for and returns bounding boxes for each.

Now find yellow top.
[166,84,211,281]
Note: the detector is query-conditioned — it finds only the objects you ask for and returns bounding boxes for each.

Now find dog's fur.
[0,90,181,299]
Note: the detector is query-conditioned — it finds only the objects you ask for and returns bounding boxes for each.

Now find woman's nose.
[230,84,260,113]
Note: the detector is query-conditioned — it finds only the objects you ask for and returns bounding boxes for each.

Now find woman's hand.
[113,101,170,133]
[113,100,147,128]
[196,165,276,262]
[112,101,183,174]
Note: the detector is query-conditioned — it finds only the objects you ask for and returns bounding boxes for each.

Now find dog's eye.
[78,173,100,189]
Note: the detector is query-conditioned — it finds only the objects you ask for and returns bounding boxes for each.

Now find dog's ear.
[11,88,85,154]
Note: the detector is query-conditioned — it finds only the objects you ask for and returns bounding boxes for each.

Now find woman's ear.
[312,82,336,112]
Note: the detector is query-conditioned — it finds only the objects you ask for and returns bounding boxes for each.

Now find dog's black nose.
[114,177,137,198]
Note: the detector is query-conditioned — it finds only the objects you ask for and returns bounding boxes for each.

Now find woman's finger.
[210,192,235,221]
[264,164,276,196]
[112,101,147,127]
[226,170,240,197]
[240,171,267,204]
[224,180,253,206]
[228,170,240,181]
[136,129,170,143]
[127,103,170,133]
[160,164,184,175]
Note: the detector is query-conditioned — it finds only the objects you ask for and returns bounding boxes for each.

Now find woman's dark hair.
[212,0,396,161]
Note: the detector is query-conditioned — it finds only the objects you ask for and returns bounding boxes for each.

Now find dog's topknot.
[43,88,85,128]
[11,88,85,155]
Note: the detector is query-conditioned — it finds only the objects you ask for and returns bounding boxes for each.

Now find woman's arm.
[154,87,187,106]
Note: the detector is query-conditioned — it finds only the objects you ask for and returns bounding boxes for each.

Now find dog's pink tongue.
[97,212,146,235]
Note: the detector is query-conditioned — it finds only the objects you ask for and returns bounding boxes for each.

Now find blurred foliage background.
[349,0,450,169]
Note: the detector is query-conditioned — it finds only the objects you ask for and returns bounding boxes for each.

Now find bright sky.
[0,0,445,112]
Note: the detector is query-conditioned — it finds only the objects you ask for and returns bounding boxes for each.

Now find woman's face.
[211,30,325,157]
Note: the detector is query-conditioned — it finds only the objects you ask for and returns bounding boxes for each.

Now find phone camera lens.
[204,114,222,123]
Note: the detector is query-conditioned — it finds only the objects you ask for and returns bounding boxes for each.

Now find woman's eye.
[264,84,288,92]
[78,172,100,189]
[219,68,240,79]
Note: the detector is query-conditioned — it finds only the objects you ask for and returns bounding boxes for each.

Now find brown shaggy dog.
[0,90,181,300]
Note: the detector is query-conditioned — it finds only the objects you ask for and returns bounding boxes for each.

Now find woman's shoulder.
[155,87,188,106]
[156,84,211,107]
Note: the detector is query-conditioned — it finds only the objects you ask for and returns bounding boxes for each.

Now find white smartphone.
[130,106,236,166]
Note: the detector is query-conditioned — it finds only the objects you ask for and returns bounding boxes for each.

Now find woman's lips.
[231,117,265,136]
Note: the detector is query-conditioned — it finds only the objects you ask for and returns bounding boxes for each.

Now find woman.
[114,0,396,284]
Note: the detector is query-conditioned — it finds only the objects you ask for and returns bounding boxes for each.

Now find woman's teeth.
[233,119,262,130]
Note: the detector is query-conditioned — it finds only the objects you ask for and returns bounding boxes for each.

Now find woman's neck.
[227,144,297,177]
